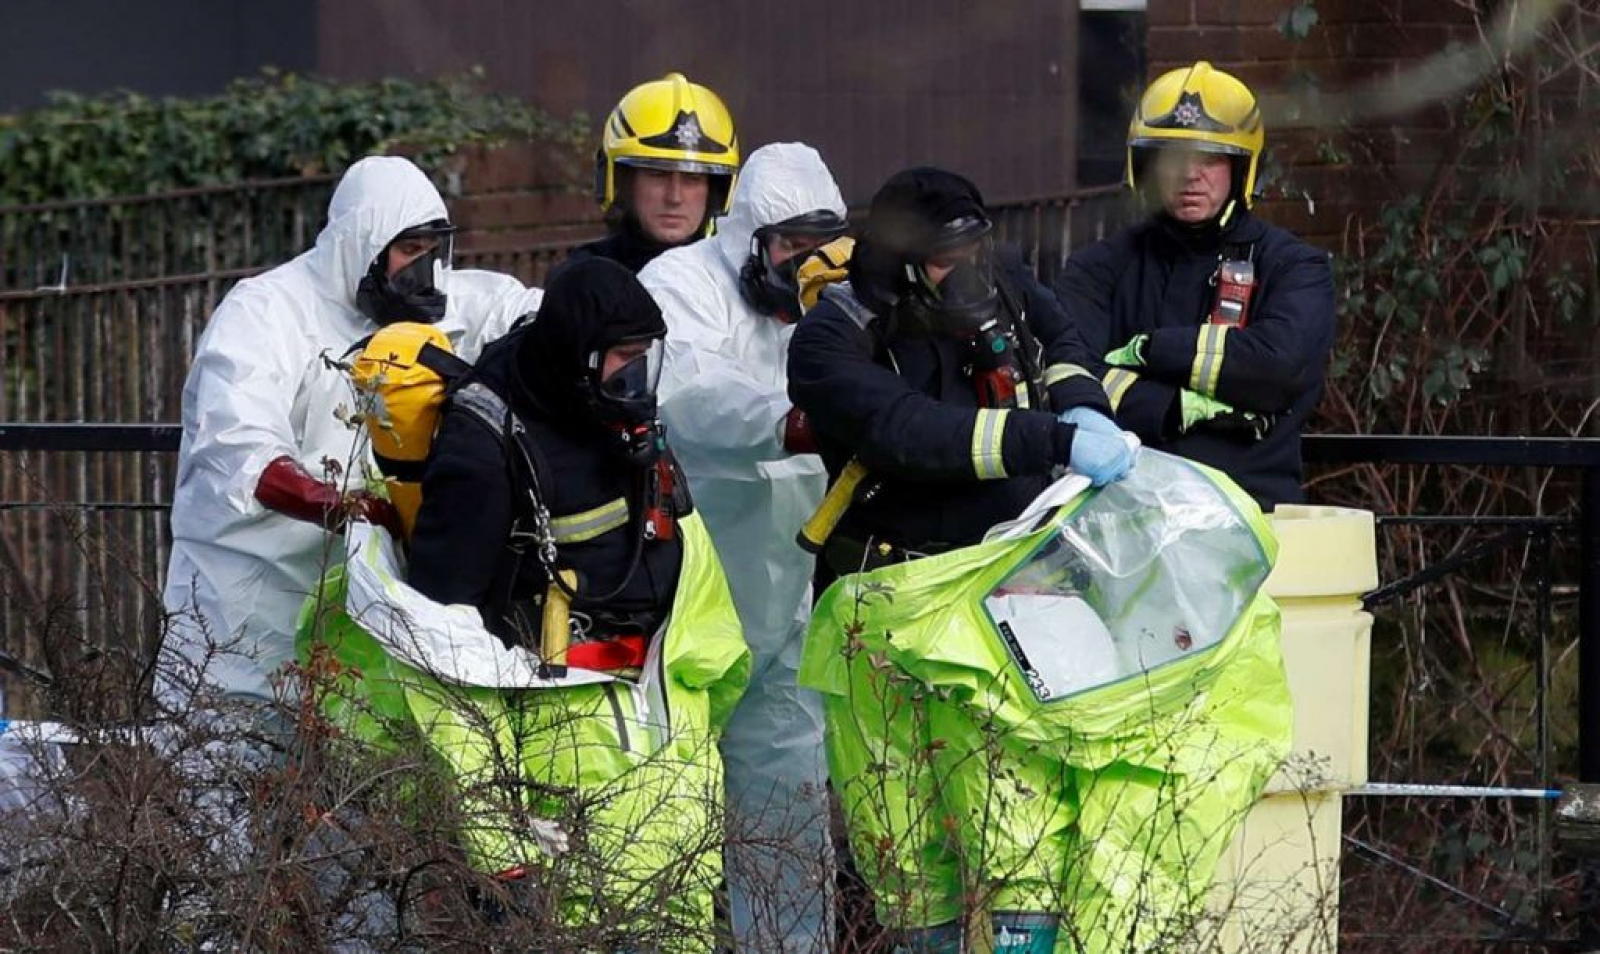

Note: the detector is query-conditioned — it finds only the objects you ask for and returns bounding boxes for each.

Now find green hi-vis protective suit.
[799,451,1293,952]
[295,513,750,944]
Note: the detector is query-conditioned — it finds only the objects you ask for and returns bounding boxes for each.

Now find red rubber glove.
[781,407,818,455]
[254,456,403,538]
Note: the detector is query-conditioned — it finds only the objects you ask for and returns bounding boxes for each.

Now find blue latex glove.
[1068,429,1136,487]
[1059,406,1121,436]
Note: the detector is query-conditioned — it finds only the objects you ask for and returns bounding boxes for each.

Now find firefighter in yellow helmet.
[1056,60,1335,509]
[564,72,741,274]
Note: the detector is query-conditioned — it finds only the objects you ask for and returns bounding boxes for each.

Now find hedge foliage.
[0,68,588,204]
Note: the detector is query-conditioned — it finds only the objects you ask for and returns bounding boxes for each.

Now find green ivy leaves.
[1476,236,1527,294]
[0,69,588,204]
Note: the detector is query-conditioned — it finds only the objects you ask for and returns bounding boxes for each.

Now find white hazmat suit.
[161,156,542,706]
[639,143,845,951]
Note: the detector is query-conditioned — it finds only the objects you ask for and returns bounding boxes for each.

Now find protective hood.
[859,167,988,254]
[712,143,847,273]
[850,167,991,315]
[306,156,452,310]
[514,257,666,424]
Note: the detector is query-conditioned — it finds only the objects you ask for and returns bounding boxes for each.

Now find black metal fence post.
[1581,468,1600,784]
[1579,468,1600,943]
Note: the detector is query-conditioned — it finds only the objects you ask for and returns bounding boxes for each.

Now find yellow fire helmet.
[1126,61,1264,211]
[595,72,741,229]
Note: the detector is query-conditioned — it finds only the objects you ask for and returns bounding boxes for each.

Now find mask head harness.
[739,209,850,322]
[356,218,456,325]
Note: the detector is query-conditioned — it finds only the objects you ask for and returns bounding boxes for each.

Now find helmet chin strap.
[1217,197,1240,229]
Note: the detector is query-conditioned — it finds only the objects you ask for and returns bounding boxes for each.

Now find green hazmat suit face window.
[983,451,1272,703]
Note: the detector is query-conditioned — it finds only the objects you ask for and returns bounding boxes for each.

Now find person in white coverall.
[639,142,848,951]
[160,156,543,711]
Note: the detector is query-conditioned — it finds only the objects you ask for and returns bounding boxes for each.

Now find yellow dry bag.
[350,322,472,540]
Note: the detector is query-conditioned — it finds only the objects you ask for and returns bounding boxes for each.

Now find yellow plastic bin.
[1211,505,1377,953]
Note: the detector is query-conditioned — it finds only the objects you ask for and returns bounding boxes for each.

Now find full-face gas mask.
[739,209,849,323]
[586,337,666,467]
[356,219,456,325]
[901,214,1000,337]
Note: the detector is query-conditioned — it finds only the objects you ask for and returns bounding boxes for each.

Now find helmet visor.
[617,156,737,177]
[1128,136,1252,158]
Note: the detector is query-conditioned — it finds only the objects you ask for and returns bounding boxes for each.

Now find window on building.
[1078,0,1147,187]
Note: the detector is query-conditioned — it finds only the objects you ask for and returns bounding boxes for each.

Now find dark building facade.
[0,0,316,112]
[315,0,1082,203]
[2,1,1149,204]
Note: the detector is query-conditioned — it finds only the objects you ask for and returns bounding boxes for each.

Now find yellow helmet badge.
[1151,91,1236,134]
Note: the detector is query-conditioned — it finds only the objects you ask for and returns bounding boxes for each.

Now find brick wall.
[444,1,1511,279]
[1145,0,1486,251]
[319,0,1081,208]
[444,140,598,285]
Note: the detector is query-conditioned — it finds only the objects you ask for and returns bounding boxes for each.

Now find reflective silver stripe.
[820,283,878,331]
[1187,327,1210,391]
[1189,325,1231,395]
[1204,325,1230,394]
[970,408,1010,480]
[1042,363,1094,387]
[1102,369,1139,411]
[550,497,629,544]
[453,382,509,435]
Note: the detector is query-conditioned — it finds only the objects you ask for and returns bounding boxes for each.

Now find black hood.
[850,167,990,315]
[513,258,666,426]
[614,215,683,272]
[1152,203,1263,254]
[565,219,681,276]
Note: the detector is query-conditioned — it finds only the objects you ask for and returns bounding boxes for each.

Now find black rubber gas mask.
[356,219,456,325]
[587,338,666,467]
[903,236,1000,338]
[738,210,849,323]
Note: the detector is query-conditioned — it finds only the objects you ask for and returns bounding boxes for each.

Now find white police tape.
[1350,782,1562,800]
